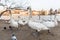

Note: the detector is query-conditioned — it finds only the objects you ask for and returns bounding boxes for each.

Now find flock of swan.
[6,7,60,37]
[1,0,60,39]
[0,6,60,37]
[0,1,60,37]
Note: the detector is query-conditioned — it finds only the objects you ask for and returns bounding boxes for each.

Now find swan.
[18,7,29,25]
[32,13,58,36]
[27,18,49,37]
[9,10,18,29]
[28,20,49,31]
[43,9,58,28]
[26,7,49,37]
[18,16,28,25]
[42,18,58,28]
[38,15,58,36]
[41,15,58,28]
[37,12,58,28]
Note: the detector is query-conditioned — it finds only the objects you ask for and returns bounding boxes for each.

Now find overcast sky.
[30,0,60,10]
[0,0,60,10]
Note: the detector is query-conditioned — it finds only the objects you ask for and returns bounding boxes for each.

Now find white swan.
[41,15,58,28]
[42,20,58,28]
[18,7,29,26]
[27,7,48,32]
[26,7,49,37]
[36,15,58,28]
[26,18,49,37]
[18,16,28,25]
[28,16,57,36]
[28,20,49,32]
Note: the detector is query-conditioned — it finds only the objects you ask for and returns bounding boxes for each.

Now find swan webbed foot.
[31,30,40,38]
[47,30,54,36]
[36,30,40,35]
[16,28,19,30]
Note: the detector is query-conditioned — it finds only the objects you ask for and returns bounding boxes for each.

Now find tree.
[0,0,31,16]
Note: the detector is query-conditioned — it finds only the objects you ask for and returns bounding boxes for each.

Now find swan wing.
[28,21,49,31]
[42,21,55,28]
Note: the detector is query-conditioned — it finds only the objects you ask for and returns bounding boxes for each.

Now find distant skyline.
[30,0,60,10]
